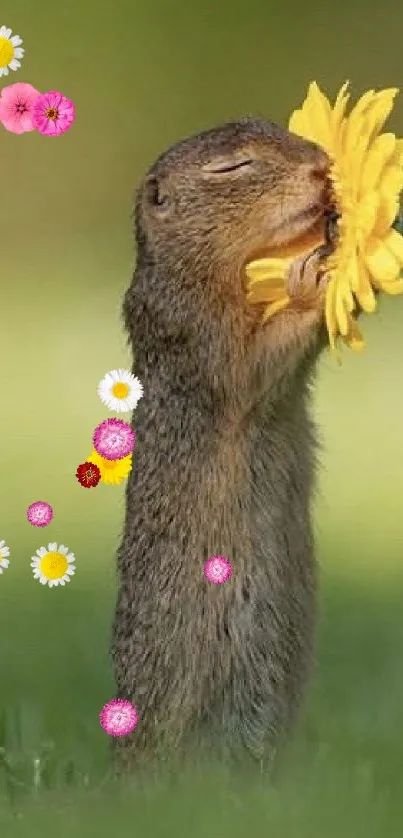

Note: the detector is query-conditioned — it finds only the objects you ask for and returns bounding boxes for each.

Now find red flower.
[76,461,101,488]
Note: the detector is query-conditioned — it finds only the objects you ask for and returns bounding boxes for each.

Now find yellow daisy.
[87,449,132,485]
[0,26,24,77]
[246,82,403,352]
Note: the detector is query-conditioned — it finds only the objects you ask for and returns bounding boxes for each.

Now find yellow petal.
[360,133,397,196]
[305,82,333,149]
[373,196,400,236]
[335,288,350,335]
[395,138,403,165]
[342,90,376,157]
[331,81,351,133]
[365,238,402,282]
[355,191,380,239]
[375,277,403,295]
[343,314,366,351]
[246,258,288,283]
[362,89,399,144]
[383,228,403,266]
[325,279,339,350]
[354,261,377,313]
[247,278,288,304]
[262,296,291,322]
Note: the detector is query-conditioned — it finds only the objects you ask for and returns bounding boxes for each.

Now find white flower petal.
[3,67,9,76]
[9,59,20,71]
[67,553,75,562]
[2,547,10,557]
[13,48,24,59]
[4,27,12,39]
[39,577,47,585]
[0,540,5,549]
[59,545,68,554]
[66,566,76,575]
[10,35,23,46]
[48,543,57,552]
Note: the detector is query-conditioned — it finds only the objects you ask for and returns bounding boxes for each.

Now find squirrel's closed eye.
[202,156,254,174]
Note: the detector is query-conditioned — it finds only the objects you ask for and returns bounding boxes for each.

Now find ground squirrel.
[112,117,332,771]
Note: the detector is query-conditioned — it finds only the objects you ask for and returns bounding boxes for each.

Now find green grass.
[1,559,403,837]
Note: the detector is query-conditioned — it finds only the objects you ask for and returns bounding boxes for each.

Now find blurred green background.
[1,0,403,835]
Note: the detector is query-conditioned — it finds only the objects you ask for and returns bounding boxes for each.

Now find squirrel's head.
[127,118,330,398]
[136,118,329,277]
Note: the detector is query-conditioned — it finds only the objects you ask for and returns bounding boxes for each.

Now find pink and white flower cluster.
[0,83,75,136]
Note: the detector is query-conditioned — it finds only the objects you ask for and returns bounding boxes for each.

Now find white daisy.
[97,368,143,413]
[0,26,24,77]
[30,542,75,588]
[0,539,10,573]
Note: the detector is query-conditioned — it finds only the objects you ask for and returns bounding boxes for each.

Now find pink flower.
[26,501,54,528]
[99,699,139,737]
[204,555,233,585]
[0,82,41,134]
[93,418,135,461]
[32,90,75,137]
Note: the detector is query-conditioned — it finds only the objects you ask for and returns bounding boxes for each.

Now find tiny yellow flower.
[246,82,403,352]
[86,449,132,485]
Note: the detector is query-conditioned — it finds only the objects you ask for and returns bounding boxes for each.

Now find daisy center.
[39,551,68,580]
[0,37,13,68]
[112,382,129,399]
[45,107,59,121]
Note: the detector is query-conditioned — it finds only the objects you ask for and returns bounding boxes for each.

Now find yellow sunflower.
[87,449,132,485]
[246,82,403,352]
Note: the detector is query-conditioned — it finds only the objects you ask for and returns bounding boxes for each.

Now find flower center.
[112,382,129,399]
[0,37,13,69]
[39,551,68,580]
[45,107,59,121]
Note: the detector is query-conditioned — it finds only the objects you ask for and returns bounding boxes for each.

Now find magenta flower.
[204,555,233,585]
[99,699,139,737]
[93,418,135,461]
[26,501,54,528]
[32,90,75,137]
[0,82,41,134]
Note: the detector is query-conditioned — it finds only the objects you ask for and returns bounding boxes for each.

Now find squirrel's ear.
[144,176,171,212]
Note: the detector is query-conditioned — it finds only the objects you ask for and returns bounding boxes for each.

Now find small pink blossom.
[26,501,54,528]
[93,418,135,461]
[32,90,75,137]
[0,82,41,134]
[204,555,233,585]
[99,699,139,737]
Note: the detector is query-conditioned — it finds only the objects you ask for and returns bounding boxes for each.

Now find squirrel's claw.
[285,246,328,304]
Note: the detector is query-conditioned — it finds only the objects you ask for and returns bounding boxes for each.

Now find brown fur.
[112,118,331,771]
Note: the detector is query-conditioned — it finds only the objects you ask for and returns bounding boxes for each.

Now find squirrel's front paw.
[285,246,329,307]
